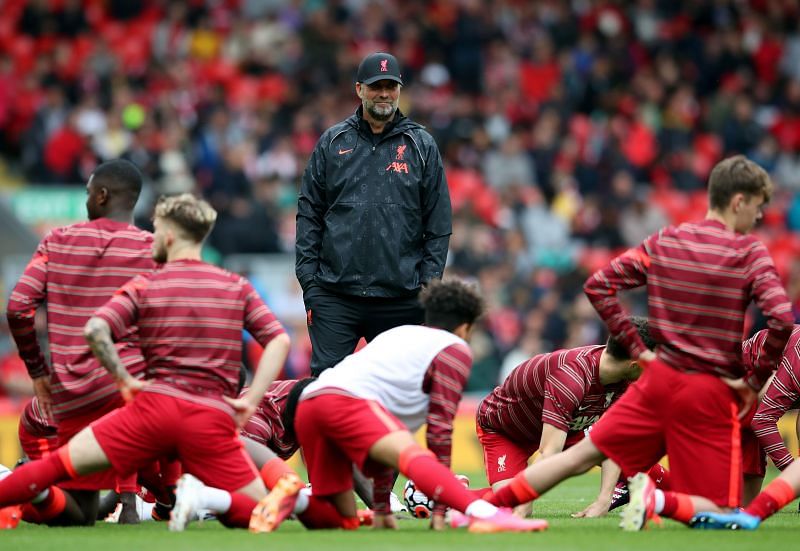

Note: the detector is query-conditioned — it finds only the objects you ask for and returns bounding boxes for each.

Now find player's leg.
[487,436,606,508]
[270,394,360,531]
[0,425,113,510]
[171,401,268,531]
[477,425,534,517]
[15,425,90,526]
[368,430,547,532]
[629,372,741,529]
[610,462,672,511]
[304,287,362,375]
[692,453,800,530]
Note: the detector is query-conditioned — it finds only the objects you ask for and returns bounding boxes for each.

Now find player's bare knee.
[237,477,268,501]
[67,428,112,475]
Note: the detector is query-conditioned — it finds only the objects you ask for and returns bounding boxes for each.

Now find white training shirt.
[301,324,467,432]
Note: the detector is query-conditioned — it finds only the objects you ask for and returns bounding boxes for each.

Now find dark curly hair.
[419,279,485,332]
[605,316,656,360]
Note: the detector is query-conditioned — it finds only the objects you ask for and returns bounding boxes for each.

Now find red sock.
[297,495,348,529]
[217,492,258,529]
[488,472,540,507]
[259,458,297,490]
[0,450,72,507]
[398,445,474,513]
[648,464,671,491]
[341,516,360,530]
[660,491,695,524]
[470,487,491,499]
[745,478,796,521]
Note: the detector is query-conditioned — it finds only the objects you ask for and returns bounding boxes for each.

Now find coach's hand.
[32,376,54,422]
[223,396,257,428]
[722,377,757,420]
[373,512,398,530]
[117,376,147,404]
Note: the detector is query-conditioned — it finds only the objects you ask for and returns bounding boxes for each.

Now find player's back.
[17,218,153,417]
[240,379,299,459]
[135,260,261,402]
[477,345,605,442]
[303,325,467,432]
[645,219,784,379]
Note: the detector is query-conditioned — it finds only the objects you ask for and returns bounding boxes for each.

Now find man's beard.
[366,100,396,121]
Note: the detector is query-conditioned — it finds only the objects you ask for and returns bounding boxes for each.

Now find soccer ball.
[402,479,434,519]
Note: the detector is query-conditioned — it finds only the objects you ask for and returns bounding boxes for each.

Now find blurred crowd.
[2,0,800,394]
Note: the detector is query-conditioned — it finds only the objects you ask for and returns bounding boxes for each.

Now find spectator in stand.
[2,1,800,390]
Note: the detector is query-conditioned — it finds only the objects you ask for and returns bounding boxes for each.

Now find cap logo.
[380,59,388,72]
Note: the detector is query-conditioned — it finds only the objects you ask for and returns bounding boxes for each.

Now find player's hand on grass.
[223,396,257,428]
[722,377,757,419]
[32,376,54,422]
[373,512,398,530]
[430,512,446,531]
[571,499,610,518]
[117,376,147,404]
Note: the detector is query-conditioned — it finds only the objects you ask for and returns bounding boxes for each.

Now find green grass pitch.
[3,471,797,551]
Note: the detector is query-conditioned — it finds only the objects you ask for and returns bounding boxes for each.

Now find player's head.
[355,52,402,122]
[419,279,485,341]
[605,316,655,379]
[85,159,143,221]
[707,155,772,233]
[151,193,217,263]
[281,377,318,443]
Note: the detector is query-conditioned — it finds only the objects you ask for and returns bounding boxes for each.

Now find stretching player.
[5,159,155,525]
[748,326,800,479]
[248,279,548,533]
[476,317,655,518]
[476,155,793,530]
[0,194,290,531]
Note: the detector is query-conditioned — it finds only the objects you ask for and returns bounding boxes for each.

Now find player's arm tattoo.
[84,317,131,382]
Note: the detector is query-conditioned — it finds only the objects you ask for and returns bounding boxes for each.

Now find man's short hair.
[92,159,143,208]
[153,194,217,243]
[605,317,655,360]
[419,279,485,332]
[708,155,772,210]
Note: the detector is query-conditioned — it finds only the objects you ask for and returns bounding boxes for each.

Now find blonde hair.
[708,155,773,210]
[154,194,217,243]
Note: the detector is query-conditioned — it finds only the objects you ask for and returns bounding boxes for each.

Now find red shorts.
[476,425,537,485]
[295,392,405,496]
[18,422,58,461]
[589,358,742,507]
[91,391,258,492]
[477,424,588,485]
[56,394,137,491]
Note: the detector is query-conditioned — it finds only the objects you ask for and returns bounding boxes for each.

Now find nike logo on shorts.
[338,148,354,155]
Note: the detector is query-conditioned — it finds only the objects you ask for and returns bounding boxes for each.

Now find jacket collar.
[347,106,412,138]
